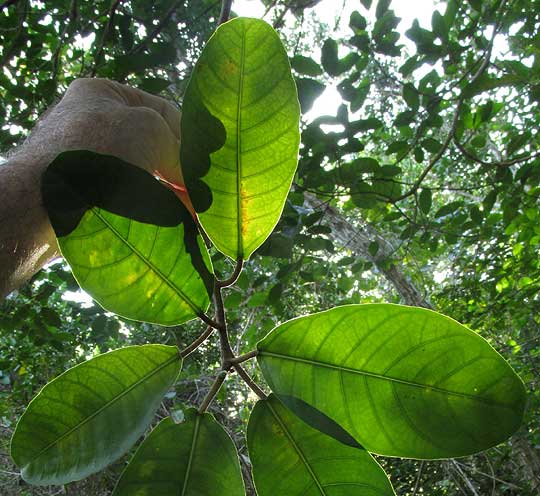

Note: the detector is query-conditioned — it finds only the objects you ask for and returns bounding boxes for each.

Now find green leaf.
[373,10,399,42]
[368,241,379,256]
[181,17,300,260]
[321,38,339,76]
[406,19,436,52]
[349,11,367,32]
[296,78,325,113]
[419,188,432,214]
[350,117,384,132]
[354,157,381,173]
[350,83,370,112]
[422,138,442,153]
[291,55,322,76]
[139,77,170,94]
[435,200,463,218]
[471,135,486,148]
[375,0,391,18]
[11,345,182,485]
[431,10,449,40]
[112,411,244,496]
[394,109,416,127]
[247,394,395,496]
[257,304,526,459]
[42,151,213,326]
[403,82,419,110]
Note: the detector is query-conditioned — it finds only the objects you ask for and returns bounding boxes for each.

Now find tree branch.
[453,135,540,168]
[129,0,183,56]
[198,370,227,413]
[218,0,233,25]
[51,0,78,89]
[213,283,235,367]
[180,325,215,359]
[233,364,267,399]
[216,257,244,289]
[395,8,503,201]
[197,310,225,331]
[91,0,124,77]
[412,461,424,496]
[304,191,432,308]
[228,350,258,364]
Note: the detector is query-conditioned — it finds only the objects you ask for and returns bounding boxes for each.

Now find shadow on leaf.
[180,89,226,213]
[276,394,364,449]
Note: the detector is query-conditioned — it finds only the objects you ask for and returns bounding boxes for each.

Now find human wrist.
[0,155,59,298]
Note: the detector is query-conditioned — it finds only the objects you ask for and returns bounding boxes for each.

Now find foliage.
[2,0,540,494]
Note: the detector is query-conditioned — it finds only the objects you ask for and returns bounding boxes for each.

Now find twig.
[228,350,258,364]
[453,136,539,167]
[214,289,235,366]
[452,460,480,496]
[218,0,233,25]
[484,454,496,496]
[180,326,215,359]
[412,461,424,496]
[394,4,504,202]
[129,0,183,56]
[272,4,289,29]
[91,0,123,77]
[0,0,27,67]
[197,310,225,331]
[198,370,227,413]
[234,364,267,399]
[51,0,77,89]
[455,460,523,491]
[216,258,244,288]
[262,0,278,19]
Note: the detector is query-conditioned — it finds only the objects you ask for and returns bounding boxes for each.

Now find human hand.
[1,78,187,298]
[25,78,187,197]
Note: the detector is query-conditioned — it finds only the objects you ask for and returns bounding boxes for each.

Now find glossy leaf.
[248,394,395,496]
[113,410,244,496]
[257,304,527,459]
[11,345,182,485]
[181,17,300,259]
[42,151,214,326]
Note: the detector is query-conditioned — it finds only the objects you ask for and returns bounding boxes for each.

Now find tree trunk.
[303,192,431,308]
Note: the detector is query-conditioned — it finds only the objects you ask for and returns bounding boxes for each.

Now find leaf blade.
[11,345,182,485]
[42,151,214,326]
[112,410,245,496]
[181,17,300,259]
[257,304,527,459]
[248,394,396,496]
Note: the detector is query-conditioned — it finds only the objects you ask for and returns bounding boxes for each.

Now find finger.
[96,79,181,140]
[105,105,182,183]
[62,78,181,140]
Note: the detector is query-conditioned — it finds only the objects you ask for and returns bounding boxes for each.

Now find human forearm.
[0,154,59,298]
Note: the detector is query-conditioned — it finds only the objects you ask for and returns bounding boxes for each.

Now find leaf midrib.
[259,351,515,409]
[235,23,246,258]
[92,209,203,316]
[181,414,200,496]
[267,401,326,496]
[24,353,180,467]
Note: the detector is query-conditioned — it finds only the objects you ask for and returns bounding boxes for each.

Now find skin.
[0,78,190,299]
